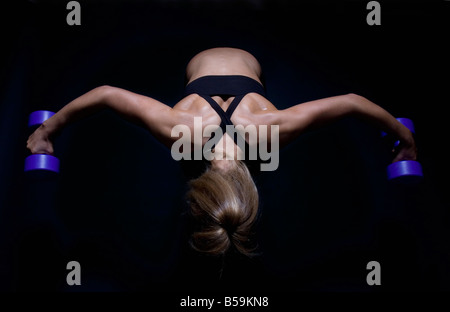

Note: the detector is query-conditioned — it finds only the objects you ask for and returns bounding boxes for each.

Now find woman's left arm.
[273,93,417,162]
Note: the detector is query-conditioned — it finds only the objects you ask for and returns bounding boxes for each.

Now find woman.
[26,47,417,257]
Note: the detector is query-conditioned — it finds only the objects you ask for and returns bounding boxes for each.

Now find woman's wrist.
[41,115,64,138]
[396,123,414,145]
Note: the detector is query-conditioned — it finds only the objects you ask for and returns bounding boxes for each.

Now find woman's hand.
[392,131,417,163]
[26,125,54,155]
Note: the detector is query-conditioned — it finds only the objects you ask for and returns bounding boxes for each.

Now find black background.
[1,0,449,300]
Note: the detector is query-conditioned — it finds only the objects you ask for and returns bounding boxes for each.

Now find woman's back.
[173,48,279,150]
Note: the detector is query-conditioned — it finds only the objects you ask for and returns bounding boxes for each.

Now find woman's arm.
[274,93,417,162]
[27,85,181,154]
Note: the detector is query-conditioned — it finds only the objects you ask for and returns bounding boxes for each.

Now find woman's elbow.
[344,93,366,114]
[94,85,118,105]
[96,85,115,96]
[346,93,365,103]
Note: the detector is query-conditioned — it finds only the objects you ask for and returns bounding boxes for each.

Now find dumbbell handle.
[384,118,423,182]
[24,110,60,173]
[381,117,415,147]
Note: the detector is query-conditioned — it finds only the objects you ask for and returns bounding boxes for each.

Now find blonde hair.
[186,160,259,257]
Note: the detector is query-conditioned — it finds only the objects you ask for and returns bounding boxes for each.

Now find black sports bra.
[184,75,266,148]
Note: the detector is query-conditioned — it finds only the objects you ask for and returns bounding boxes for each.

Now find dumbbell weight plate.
[387,160,423,182]
[396,118,415,133]
[24,154,60,172]
[28,110,55,127]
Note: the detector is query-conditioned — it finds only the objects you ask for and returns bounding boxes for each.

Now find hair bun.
[187,160,259,257]
[220,221,238,235]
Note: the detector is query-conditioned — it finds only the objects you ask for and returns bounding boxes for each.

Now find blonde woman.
[26,47,417,257]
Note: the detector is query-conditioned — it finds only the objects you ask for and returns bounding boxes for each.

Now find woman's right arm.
[27,85,181,154]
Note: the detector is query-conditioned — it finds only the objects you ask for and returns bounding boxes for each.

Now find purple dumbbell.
[24,110,60,173]
[384,118,423,182]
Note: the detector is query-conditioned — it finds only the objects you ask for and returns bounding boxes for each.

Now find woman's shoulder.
[231,93,279,126]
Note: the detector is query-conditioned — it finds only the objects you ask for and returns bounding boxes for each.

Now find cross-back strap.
[199,94,247,148]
